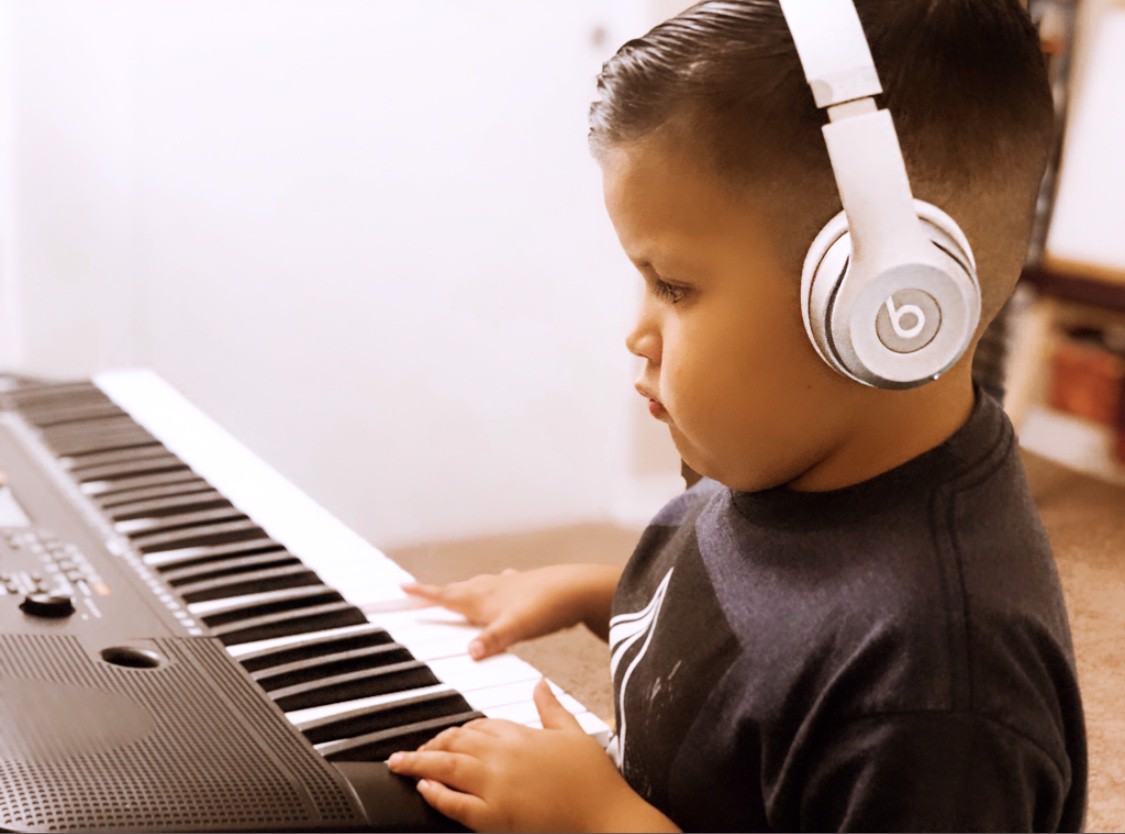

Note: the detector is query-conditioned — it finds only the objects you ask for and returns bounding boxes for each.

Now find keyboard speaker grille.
[0,634,366,831]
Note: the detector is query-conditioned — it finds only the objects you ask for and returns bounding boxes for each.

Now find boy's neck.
[786,367,977,493]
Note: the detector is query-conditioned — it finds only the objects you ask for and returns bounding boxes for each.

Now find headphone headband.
[777,0,882,107]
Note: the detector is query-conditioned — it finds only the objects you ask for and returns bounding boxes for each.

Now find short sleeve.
[797,710,1073,832]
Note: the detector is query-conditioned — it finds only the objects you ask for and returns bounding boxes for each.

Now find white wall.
[4,0,683,550]
[0,0,19,366]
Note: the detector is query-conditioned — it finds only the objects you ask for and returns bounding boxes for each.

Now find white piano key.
[361,606,479,655]
[461,679,547,712]
[475,692,587,722]
[524,712,611,740]
[428,654,541,694]
[485,701,543,725]
[360,605,468,633]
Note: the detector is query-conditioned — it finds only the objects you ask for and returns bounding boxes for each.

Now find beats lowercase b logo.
[875,289,941,353]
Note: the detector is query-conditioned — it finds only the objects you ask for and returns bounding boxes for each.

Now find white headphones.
[778,0,981,389]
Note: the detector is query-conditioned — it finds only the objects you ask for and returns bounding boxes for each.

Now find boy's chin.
[679,449,808,493]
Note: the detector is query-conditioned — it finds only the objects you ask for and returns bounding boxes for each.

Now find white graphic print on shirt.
[606,567,674,769]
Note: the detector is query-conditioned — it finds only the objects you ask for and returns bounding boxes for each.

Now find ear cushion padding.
[800,200,981,389]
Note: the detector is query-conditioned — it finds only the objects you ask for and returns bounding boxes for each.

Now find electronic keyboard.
[0,369,609,832]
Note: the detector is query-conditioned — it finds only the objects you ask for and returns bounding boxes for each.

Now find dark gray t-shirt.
[609,389,1086,831]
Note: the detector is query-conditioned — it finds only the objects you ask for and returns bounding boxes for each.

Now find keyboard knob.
[20,591,76,618]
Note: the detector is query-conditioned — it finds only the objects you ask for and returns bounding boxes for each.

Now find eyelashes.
[650,278,688,304]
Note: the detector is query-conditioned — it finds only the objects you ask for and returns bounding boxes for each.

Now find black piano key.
[174,564,320,603]
[235,624,396,672]
[299,690,474,745]
[97,479,214,508]
[82,470,206,498]
[143,537,285,571]
[40,413,137,438]
[210,601,370,646]
[111,501,239,533]
[130,518,265,553]
[252,643,415,692]
[64,444,169,471]
[45,425,157,457]
[34,401,128,427]
[8,381,105,413]
[116,506,248,536]
[196,585,344,625]
[318,711,486,762]
[106,490,231,521]
[162,551,301,585]
[75,455,189,483]
[271,660,441,712]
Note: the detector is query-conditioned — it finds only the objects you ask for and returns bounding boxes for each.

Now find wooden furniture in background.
[1008,267,1125,484]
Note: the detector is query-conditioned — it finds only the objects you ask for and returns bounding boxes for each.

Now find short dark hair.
[589,0,1055,322]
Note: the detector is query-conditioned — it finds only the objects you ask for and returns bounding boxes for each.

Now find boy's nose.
[625,325,660,364]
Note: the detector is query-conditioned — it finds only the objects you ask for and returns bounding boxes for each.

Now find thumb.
[534,678,582,731]
[468,613,519,660]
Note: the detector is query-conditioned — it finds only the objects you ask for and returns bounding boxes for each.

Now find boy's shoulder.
[623,387,1076,736]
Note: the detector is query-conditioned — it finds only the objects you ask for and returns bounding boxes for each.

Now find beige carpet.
[1023,452,1124,833]
[388,450,1123,831]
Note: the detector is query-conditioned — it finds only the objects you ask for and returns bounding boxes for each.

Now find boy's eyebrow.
[640,257,703,280]
[629,249,696,277]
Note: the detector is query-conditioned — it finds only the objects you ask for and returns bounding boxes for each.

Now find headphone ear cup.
[801,212,853,376]
[800,200,981,388]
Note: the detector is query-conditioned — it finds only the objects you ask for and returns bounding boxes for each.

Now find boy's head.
[590,0,1054,492]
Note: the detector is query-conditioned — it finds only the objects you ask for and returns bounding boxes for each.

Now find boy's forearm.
[594,778,681,833]
[572,563,624,641]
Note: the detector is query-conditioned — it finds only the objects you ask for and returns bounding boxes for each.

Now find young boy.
[387,0,1087,830]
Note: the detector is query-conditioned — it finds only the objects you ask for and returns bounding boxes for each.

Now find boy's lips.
[635,383,667,419]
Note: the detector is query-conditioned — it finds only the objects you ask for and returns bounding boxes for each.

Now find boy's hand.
[387,680,679,833]
[402,563,621,659]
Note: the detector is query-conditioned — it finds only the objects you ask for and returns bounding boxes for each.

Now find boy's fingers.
[469,613,519,660]
[415,779,488,831]
[401,581,474,616]
[419,722,498,754]
[387,750,482,794]
[400,582,444,602]
[533,678,583,732]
